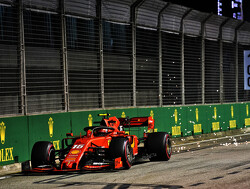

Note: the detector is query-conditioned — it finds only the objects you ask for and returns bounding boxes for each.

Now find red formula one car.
[30,114,171,172]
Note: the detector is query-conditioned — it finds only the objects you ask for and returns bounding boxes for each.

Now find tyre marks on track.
[190,182,205,187]
[210,176,224,180]
[189,163,250,187]
[33,173,184,188]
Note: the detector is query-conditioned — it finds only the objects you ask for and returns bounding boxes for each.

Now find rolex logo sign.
[48,117,54,138]
[0,122,6,145]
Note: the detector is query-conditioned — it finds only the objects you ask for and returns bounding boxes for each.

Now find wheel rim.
[126,144,132,163]
[166,138,172,156]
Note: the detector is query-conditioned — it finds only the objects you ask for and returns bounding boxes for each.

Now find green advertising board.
[28,112,71,153]
[0,116,29,165]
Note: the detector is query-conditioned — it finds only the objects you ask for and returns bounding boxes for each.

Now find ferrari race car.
[30,114,172,172]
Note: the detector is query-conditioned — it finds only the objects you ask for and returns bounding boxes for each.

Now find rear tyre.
[109,137,133,169]
[31,141,55,168]
[146,132,172,161]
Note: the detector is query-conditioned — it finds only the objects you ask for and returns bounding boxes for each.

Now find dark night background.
[164,0,250,22]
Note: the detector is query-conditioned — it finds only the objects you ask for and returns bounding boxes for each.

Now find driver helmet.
[118,125,124,131]
[94,128,108,136]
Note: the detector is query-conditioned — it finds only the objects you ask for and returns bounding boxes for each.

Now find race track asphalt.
[0,128,250,188]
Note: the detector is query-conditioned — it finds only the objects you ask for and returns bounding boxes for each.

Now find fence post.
[18,0,27,115]
[235,21,245,103]
[201,14,213,104]
[60,0,69,112]
[131,7,136,108]
[96,0,105,109]
[158,3,170,107]
[219,18,230,104]
[180,8,192,105]
[131,0,145,107]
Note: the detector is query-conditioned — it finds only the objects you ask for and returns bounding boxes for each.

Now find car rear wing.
[118,117,154,132]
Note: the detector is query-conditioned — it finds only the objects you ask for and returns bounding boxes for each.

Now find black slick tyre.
[31,141,55,168]
[109,137,133,169]
[146,132,172,161]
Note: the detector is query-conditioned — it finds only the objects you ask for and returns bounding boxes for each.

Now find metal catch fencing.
[0,0,250,116]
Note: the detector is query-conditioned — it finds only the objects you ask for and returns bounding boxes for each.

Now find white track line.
[0,175,12,180]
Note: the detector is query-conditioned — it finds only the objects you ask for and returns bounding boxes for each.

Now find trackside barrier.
[28,112,71,153]
[0,116,29,166]
[1,102,250,166]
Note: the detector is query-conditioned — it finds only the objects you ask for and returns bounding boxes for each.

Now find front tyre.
[31,141,55,168]
[146,132,172,161]
[109,137,133,169]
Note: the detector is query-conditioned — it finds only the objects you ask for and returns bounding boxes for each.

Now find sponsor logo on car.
[70,150,81,155]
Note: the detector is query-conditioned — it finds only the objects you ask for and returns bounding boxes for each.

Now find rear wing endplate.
[118,117,154,131]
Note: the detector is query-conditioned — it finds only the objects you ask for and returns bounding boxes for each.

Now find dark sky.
[163,0,250,22]
[243,0,250,22]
